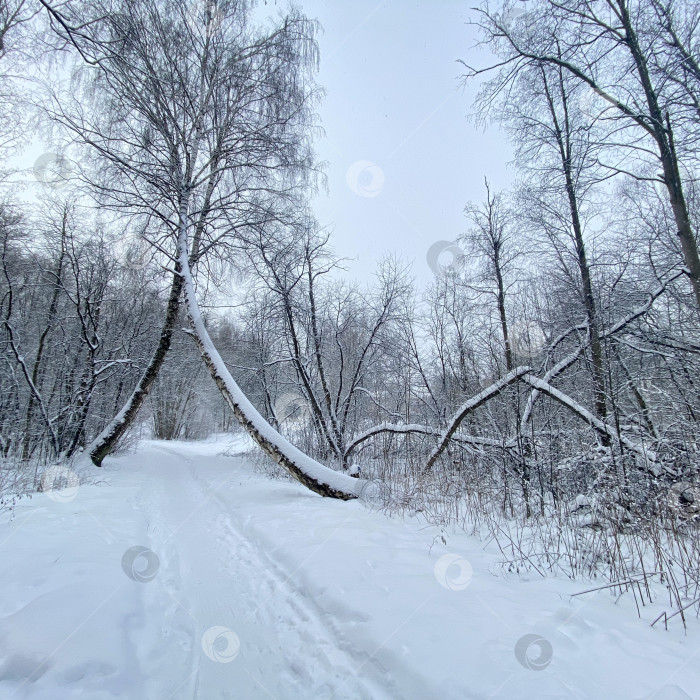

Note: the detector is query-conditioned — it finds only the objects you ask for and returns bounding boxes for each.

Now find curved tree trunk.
[424,366,531,473]
[86,266,183,466]
[422,367,659,476]
[176,218,362,500]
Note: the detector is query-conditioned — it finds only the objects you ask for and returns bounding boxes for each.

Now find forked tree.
[42,0,362,498]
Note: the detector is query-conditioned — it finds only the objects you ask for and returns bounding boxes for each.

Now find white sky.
[14,0,517,290]
[289,0,516,286]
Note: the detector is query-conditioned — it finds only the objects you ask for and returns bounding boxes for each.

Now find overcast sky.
[15,0,517,289]
[286,0,516,286]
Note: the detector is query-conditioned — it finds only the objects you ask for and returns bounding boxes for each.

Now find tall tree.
[466,0,700,310]
[463,181,519,373]
[44,0,362,497]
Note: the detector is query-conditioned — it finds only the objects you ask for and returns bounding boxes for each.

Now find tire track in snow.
[143,443,397,700]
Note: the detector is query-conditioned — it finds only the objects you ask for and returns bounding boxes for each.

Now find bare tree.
[242,223,411,471]
[43,0,364,497]
[465,0,700,309]
[463,181,521,372]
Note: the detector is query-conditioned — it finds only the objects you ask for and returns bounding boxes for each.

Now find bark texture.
[87,266,183,466]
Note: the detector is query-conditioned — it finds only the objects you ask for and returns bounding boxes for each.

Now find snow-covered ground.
[0,436,698,699]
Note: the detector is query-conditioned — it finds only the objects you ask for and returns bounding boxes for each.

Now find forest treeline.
[1,0,699,618]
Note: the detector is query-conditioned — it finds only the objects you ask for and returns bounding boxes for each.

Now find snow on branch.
[424,366,532,472]
[345,422,508,458]
[346,423,439,456]
[520,374,660,471]
[177,217,364,500]
[417,367,661,477]
[520,270,686,430]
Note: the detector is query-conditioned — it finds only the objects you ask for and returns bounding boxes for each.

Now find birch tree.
[44,0,363,497]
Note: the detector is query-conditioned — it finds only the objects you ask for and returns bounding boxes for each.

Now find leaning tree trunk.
[176,217,362,500]
[424,366,531,473]
[86,266,183,466]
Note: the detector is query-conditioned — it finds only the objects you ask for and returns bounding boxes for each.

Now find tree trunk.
[620,2,700,309]
[86,267,183,466]
[424,366,531,472]
[543,68,608,430]
[22,219,66,459]
[494,246,513,372]
[177,213,361,500]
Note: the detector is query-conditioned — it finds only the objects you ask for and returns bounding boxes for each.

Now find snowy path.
[1,436,699,699]
[139,442,393,699]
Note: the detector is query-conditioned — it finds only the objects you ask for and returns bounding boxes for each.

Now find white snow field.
[1,436,698,700]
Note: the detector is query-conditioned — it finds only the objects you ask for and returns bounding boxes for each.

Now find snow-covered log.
[345,422,507,457]
[345,423,438,456]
